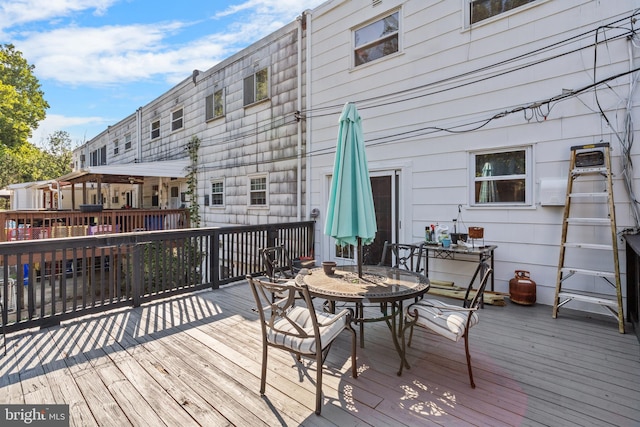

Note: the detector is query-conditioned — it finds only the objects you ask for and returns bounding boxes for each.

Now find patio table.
[301,264,429,373]
[421,244,497,291]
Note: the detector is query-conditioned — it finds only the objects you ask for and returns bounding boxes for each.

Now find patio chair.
[378,241,426,274]
[247,275,357,415]
[261,245,300,282]
[399,263,492,387]
[379,241,427,303]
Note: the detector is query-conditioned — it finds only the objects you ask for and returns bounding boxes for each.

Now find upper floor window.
[206,89,224,120]
[90,146,107,166]
[124,133,132,150]
[469,146,532,206]
[243,68,269,106]
[150,120,160,139]
[113,139,119,156]
[249,175,268,206]
[354,11,399,67]
[211,179,225,206]
[469,0,537,25]
[171,108,184,131]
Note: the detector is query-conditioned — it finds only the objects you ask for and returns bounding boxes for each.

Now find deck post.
[132,243,143,307]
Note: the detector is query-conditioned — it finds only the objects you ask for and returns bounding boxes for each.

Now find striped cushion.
[406,299,479,342]
[267,306,348,354]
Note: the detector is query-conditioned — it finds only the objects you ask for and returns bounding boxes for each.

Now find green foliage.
[0,131,72,209]
[123,239,204,295]
[0,131,72,189]
[0,44,49,148]
[186,136,201,227]
[39,130,73,178]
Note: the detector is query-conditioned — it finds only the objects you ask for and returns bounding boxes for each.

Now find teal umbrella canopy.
[324,102,377,266]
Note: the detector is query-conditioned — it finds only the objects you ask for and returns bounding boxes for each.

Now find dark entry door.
[328,171,398,266]
[362,175,393,265]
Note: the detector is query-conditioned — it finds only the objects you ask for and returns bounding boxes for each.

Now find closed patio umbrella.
[324,102,377,277]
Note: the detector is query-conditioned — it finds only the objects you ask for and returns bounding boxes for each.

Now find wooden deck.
[1,280,638,426]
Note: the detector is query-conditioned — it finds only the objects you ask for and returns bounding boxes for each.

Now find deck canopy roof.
[56,159,190,185]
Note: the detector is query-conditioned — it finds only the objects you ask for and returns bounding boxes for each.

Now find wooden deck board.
[105,308,272,427]
[41,328,97,426]
[1,280,638,426]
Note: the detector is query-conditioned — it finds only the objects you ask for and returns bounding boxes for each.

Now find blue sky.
[0,0,326,147]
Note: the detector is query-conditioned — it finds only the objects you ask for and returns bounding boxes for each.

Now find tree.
[38,131,73,178]
[0,44,49,148]
[0,132,72,201]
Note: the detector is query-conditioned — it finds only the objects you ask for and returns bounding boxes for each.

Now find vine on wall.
[186,135,201,227]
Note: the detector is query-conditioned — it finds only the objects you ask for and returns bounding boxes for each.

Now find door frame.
[322,161,412,264]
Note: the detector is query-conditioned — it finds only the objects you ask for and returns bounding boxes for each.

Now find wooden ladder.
[552,142,624,333]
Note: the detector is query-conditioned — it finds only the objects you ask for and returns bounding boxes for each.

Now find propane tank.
[509,270,536,305]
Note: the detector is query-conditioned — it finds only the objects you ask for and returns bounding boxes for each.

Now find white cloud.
[215,0,326,18]
[21,23,190,85]
[6,0,327,87]
[20,19,292,87]
[0,0,117,30]
[30,113,108,146]
[8,0,327,147]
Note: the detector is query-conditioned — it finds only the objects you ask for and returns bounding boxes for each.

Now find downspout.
[296,14,303,221]
[305,10,313,221]
[48,182,61,209]
[136,107,143,208]
[136,107,142,161]
[623,37,640,228]
[47,183,56,209]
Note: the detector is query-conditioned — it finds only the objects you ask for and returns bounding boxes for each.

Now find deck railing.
[0,208,190,242]
[0,220,315,333]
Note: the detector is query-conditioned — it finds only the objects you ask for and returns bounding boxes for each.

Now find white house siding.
[73,19,307,223]
[196,21,306,226]
[307,0,640,313]
[138,81,195,163]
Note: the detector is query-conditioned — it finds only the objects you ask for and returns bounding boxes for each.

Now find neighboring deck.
[1,281,638,426]
[1,209,189,242]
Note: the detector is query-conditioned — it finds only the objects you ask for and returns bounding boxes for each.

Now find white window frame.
[248,173,269,207]
[353,9,401,68]
[464,0,541,28]
[469,145,533,207]
[206,88,224,121]
[243,67,269,106]
[171,107,184,132]
[210,179,225,207]
[150,119,160,140]
[90,146,107,166]
[124,133,132,150]
[113,139,119,156]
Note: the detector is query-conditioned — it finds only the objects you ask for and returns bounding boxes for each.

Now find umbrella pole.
[357,237,363,278]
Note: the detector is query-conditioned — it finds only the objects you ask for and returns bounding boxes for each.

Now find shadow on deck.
[0,280,638,426]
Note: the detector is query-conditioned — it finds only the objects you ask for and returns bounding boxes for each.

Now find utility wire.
[158,12,640,181]
[156,12,640,160]
[302,10,640,118]
[197,66,640,173]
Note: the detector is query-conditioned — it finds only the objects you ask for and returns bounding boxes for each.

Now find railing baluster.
[0,221,314,331]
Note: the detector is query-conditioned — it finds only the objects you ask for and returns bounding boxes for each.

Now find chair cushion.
[406,299,479,342]
[267,306,348,354]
